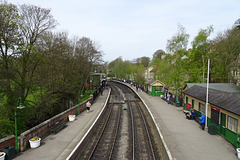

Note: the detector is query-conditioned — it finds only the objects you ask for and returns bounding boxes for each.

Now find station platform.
[13,82,238,160]
[13,89,110,160]
[129,83,237,160]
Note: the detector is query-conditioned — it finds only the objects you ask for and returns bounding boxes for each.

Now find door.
[220,113,226,136]
[192,99,194,109]
[152,86,155,96]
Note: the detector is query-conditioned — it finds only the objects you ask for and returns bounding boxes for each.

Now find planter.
[0,152,6,160]
[68,115,76,121]
[237,148,240,159]
[29,137,41,148]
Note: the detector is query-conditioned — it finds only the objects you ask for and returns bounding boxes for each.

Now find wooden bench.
[49,118,67,134]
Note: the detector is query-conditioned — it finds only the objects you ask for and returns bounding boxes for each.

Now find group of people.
[186,108,206,130]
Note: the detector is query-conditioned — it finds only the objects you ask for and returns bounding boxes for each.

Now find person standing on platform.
[167,94,170,104]
[100,87,103,95]
[199,112,206,130]
[86,101,91,113]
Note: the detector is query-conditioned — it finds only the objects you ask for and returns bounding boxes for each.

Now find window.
[155,86,163,92]
[199,102,205,114]
[227,116,238,132]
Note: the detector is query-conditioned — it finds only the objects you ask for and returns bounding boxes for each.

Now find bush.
[80,90,95,102]
[0,119,14,138]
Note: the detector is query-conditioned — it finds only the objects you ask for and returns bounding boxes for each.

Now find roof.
[183,85,240,115]
[147,79,164,86]
[184,83,240,93]
[147,79,158,85]
[145,66,153,70]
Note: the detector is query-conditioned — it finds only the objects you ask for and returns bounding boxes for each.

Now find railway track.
[88,102,121,159]
[128,100,155,159]
[77,81,163,160]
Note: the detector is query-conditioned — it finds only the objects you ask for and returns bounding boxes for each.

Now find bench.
[49,118,67,134]
[184,110,200,122]
[195,112,202,124]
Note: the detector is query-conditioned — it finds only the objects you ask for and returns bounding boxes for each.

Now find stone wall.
[0,135,15,151]
[0,96,93,152]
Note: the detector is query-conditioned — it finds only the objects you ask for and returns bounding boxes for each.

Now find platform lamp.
[78,93,84,115]
[15,97,25,152]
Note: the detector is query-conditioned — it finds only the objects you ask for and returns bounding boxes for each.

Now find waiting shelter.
[147,79,164,96]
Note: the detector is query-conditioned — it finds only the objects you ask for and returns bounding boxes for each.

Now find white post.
[205,59,210,129]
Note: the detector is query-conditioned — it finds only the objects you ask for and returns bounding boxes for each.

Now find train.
[90,73,106,90]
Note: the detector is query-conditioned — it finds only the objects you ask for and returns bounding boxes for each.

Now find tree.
[0,2,105,137]
[140,56,150,67]
[191,26,214,82]
[233,18,240,28]
[165,24,190,89]
[210,27,240,83]
[15,4,57,102]
[74,37,102,95]
[134,65,145,84]
[152,49,165,60]
[0,3,58,133]
[0,2,22,118]
[151,56,172,87]
[166,24,190,54]
[35,31,73,117]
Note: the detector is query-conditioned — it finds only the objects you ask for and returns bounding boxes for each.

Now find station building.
[182,83,240,147]
[147,79,165,96]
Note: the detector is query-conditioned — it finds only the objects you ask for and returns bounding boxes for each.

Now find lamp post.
[78,93,84,115]
[15,97,25,152]
[205,59,210,129]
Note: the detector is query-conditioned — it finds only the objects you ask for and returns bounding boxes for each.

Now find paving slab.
[130,84,238,160]
[13,89,110,160]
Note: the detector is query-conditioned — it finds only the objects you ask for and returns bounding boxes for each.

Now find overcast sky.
[9,0,240,62]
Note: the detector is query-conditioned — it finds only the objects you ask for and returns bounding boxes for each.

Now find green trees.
[150,24,239,90]
[0,2,102,137]
[0,2,22,120]
[108,57,145,84]
[109,57,132,79]
[191,26,214,82]
[165,24,190,88]
[108,23,239,91]
[210,27,240,83]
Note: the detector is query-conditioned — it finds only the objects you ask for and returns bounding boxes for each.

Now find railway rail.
[76,81,163,160]
[88,102,121,159]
